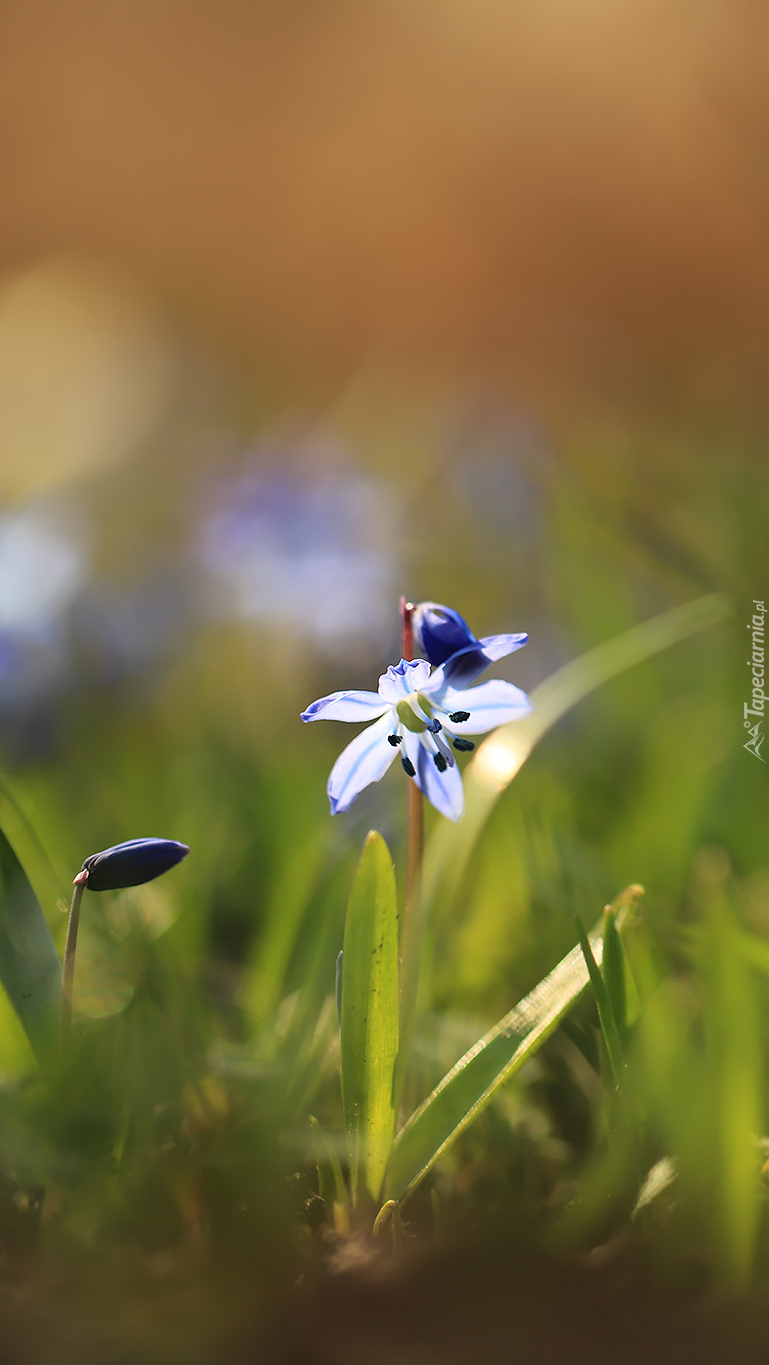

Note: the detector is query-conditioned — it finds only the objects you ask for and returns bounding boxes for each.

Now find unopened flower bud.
[412,602,477,667]
[80,838,189,892]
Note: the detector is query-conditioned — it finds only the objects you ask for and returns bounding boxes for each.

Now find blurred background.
[0,0,765,1026]
[0,5,767,1351]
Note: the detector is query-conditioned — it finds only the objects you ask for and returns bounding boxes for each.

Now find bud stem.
[60,871,88,1056]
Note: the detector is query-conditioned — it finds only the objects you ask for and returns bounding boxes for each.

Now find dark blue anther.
[452,737,475,752]
[433,753,448,772]
[387,734,403,747]
[401,755,416,777]
[449,711,470,723]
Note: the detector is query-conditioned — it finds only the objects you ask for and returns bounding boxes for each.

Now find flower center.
[396,693,433,733]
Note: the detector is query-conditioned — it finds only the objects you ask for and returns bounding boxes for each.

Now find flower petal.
[420,642,490,692]
[424,632,530,690]
[402,730,465,822]
[412,602,477,666]
[477,632,529,661]
[378,658,432,703]
[438,680,534,734]
[327,712,399,813]
[301,690,388,723]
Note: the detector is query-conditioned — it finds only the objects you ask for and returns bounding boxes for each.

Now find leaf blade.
[602,905,640,1035]
[340,831,400,1204]
[310,1115,349,1213]
[0,823,62,1062]
[385,885,642,1204]
[575,914,624,1090]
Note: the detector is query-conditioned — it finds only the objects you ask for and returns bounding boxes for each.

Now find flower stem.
[60,870,88,1057]
[397,598,424,1096]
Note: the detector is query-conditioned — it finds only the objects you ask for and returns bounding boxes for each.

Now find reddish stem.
[398,598,424,1088]
[400,596,414,662]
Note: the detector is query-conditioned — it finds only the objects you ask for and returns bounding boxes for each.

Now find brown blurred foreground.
[2,0,769,406]
[246,1241,769,1365]
[2,1233,769,1365]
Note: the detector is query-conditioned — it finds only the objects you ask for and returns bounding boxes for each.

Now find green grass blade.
[737,932,769,978]
[340,830,400,1205]
[602,905,640,1036]
[310,1115,349,1212]
[421,594,731,928]
[283,996,337,1119]
[702,904,764,1289]
[385,885,642,1205]
[575,914,624,1090]
[0,823,62,1062]
[601,909,627,1037]
[242,832,325,1027]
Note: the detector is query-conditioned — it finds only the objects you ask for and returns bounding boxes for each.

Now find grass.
[0,438,764,1362]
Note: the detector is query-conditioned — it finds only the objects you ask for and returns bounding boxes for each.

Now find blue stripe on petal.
[301,690,388,723]
[327,712,399,813]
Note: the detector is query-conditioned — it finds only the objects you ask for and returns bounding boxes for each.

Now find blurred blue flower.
[0,505,86,632]
[81,838,189,892]
[0,625,68,708]
[198,452,396,643]
[302,655,532,821]
[412,601,528,687]
[0,503,89,733]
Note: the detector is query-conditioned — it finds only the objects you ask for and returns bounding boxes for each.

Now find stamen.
[433,753,448,773]
[452,737,475,752]
[449,710,470,723]
[401,755,416,777]
[426,718,442,733]
[387,734,403,747]
[433,732,456,767]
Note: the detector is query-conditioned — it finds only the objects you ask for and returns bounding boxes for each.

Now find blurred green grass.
[0,402,765,1358]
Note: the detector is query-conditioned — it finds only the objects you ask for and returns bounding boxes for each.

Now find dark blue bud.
[413,601,529,690]
[81,838,189,892]
[412,602,477,667]
[412,600,491,685]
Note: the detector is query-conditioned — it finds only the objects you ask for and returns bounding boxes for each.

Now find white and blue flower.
[301,640,533,821]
